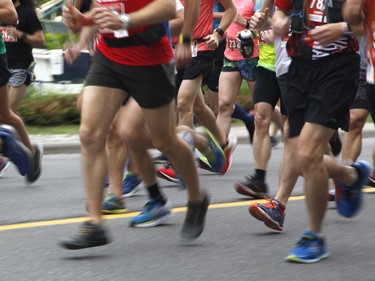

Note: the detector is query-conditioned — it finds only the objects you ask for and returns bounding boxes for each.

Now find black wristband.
[21,33,27,41]
[246,19,250,29]
[182,36,191,44]
[213,28,224,38]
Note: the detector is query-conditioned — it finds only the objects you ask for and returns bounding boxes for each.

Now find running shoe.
[0,156,10,177]
[249,198,285,231]
[270,136,281,149]
[335,160,371,218]
[195,126,225,173]
[220,133,238,174]
[234,175,269,199]
[59,221,110,250]
[0,126,33,176]
[122,172,142,198]
[180,191,210,241]
[198,156,213,171]
[156,165,180,183]
[130,198,173,228]
[366,170,375,188]
[26,143,43,184]
[102,192,128,214]
[328,179,338,201]
[153,154,171,165]
[285,230,329,263]
[328,188,336,202]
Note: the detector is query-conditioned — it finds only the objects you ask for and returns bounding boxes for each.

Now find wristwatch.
[119,13,131,30]
[213,28,224,38]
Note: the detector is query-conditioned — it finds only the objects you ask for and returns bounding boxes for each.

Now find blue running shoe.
[0,126,32,176]
[130,198,173,228]
[285,230,329,263]
[195,126,225,172]
[335,160,371,218]
[102,192,128,214]
[122,172,142,198]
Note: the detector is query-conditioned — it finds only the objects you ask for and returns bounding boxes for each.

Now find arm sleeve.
[274,0,292,11]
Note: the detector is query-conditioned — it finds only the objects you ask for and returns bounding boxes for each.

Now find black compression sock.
[147,183,166,204]
[254,169,266,182]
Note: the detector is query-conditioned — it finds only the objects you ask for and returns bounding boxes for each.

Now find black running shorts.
[85,51,176,109]
[253,66,281,109]
[286,53,360,137]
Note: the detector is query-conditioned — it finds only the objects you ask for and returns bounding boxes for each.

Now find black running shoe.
[180,191,210,241]
[59,221,110,250]
[26,143,43,184]
[234,175,268,199]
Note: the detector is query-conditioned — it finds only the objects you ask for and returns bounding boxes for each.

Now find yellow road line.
[0,189,373,232]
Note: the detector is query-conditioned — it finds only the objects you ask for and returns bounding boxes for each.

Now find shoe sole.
[156,170,180,183]
[249,204,283,231]
[130,211,173,228]
[220,134,238,175]
[59,239,109,250]
[234,182,266,199]
[285,252,330,263]
[102,208,129,214]
[0,161,10,177]
[366,177,375,188]
[123,184,142,198]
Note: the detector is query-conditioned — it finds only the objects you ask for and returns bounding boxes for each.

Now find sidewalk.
[30,123,375,154]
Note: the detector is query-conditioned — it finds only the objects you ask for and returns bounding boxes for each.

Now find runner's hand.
[175,43,192,70]
[250,9,269,30]
[92,7,123,30]
[203,33,219,49]
[63,1,91,32]
[308,23,347,46]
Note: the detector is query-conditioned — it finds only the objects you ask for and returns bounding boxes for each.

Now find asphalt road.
[0,140,374,281]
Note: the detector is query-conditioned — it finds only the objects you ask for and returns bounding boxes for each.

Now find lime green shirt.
[257,42,276,72]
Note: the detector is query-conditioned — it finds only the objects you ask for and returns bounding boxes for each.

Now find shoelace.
[79,224,95,237]
[297,235,318,246]
[262,197,279,209]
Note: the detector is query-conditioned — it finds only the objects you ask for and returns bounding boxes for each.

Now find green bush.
[44,32,80,50]
[19,94,80,126]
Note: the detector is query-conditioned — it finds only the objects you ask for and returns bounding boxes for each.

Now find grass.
[26,125,79,135]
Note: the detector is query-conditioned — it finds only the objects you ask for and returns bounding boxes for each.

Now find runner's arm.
[0,0,17,24]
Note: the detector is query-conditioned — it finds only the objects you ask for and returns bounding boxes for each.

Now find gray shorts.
[8,69,34,87]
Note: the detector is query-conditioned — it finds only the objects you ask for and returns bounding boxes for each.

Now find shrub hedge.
[19,94,80,126]
[19,80,253,126]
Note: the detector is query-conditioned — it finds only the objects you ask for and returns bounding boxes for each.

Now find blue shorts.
[221,56,258,81]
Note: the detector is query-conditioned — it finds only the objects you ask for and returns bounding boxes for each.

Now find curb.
[32,126,375,155]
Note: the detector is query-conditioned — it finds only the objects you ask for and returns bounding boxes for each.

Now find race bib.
[97,0,127,37]
[307,0,327,25]
[227,37,240,50]
[191,41,198,57]
[0,27,17,42]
